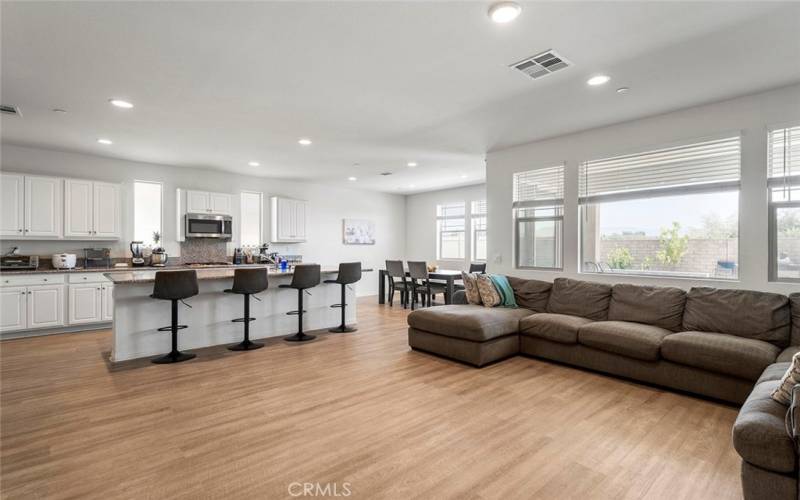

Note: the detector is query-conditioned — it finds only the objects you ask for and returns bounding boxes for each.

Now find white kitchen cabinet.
[68,284,103,325]
[101,283,114,322]
[0,173,24,237]
[270,196,307,243]
[64,178,94,237]
[0,287,27,332]
[65,179,121,239]
[186,190,232,215]
[24,175,62,238]
[27,285,65,329]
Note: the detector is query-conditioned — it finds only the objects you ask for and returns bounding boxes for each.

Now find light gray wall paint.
[0,144,407,296]
[405,183,486,270]
[485,83,800,295]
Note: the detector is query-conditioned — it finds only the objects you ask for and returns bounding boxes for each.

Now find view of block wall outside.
[133,181,162,246]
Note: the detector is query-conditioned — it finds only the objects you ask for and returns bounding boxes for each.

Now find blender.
[130,241,146,267]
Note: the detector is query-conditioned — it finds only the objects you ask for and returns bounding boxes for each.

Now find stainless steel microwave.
[185,213,232,239]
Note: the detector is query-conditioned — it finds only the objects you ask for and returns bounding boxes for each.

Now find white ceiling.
[2,1,799,194]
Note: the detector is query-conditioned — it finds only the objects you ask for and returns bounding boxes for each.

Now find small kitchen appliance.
[51,253,77,269]
[0,254,39,271]
[130,241,146,267]
[150,250,168,267]
[84,248,111,269]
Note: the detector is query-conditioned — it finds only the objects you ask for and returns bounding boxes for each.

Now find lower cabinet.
[68,284,103,325]
[0,284,64,333]
[1,286,27,332]
[102,283,114,322]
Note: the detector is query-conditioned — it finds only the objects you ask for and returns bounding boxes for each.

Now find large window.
[769,125,800,282]
[240,191,263,247]
[471,200,487,261]
[436,202,465,260]
[134,181,162,246]
[513,166,564,269]
[579,136,741,279]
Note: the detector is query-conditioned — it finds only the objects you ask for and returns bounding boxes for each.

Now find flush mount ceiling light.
[109,99,133,109]
[616,87,630,94]
[348,176,357,181]
[298,138,312,146]
[587,75,611,86]
[407,161,417,168]
[97,138,113,145]
[488,1,521,23]
[460,174,468,179]
[248,161,260,167]
[52,108,67,114]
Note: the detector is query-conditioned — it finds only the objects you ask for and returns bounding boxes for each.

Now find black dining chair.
[324,262,362,333]
[150,270,199,364]
[280,264,321,342]
[408,261,447,309]
[224,268,268,351]
[385,260,410,308]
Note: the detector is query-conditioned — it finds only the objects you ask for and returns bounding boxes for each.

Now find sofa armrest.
[778,346,800,363]
[787,385,800,449]
[452,290,468,305]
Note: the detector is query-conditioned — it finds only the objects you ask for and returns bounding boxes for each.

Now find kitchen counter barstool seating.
[280,264,321,342]
[408,261,447,310]
[324,262,362,333]
[385,260,410,308]
[224,268,268,351]
[150,270,199,364]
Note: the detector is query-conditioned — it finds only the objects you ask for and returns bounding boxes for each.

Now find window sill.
[578,270,739,283]
[516,266,563,272]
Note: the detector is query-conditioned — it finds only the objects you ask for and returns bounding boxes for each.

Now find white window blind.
[512,165,565,208]
[768,125,800,189]
[471,200,487,215]
[579,136,741,204]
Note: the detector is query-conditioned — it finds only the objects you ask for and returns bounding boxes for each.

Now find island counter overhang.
[105,266,370,362]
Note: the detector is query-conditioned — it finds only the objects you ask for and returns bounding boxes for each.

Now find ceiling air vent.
[511,50,570,80]
[0,104,22,116]
[380,172,393,176]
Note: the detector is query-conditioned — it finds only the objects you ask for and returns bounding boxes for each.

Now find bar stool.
[224,268,268,351]
[150,270,199,364]
[324,262,362,333]
[280,264,321,342]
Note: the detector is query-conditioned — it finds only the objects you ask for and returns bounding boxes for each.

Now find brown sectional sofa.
[406,277,800,500]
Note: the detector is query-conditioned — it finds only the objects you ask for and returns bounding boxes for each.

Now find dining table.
[377,268,462,305]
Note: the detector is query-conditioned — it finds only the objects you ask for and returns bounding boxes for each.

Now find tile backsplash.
[179,239,229,264]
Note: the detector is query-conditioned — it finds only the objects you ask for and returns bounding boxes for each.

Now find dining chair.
[450,262,487,295]
[408,261,447,309]
[385,260,410,308]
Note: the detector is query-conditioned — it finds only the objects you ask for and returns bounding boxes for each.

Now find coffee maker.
[130,241,146,267]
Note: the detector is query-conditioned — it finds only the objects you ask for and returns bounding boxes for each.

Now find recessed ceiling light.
[460,174,468,179]
[298,138,312,146]
[97,138,113,145]
[488,2,521,23]
[587,75,611,86]
[407,161,418,168]
[248,161,260,167]
[409,184,416,188]
[109,99,134,109]
[616,87,630,94]
[348,176,357,181]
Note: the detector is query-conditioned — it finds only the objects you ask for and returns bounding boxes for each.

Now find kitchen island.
[105,266,366,362]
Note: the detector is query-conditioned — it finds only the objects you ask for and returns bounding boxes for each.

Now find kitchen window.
[579,135,741,279]
[436,202,465,260]
[134,181,162,246]
[471,200,487,262]
[513,165,564,269]
[768,125,800,282]
[240,191,263,247]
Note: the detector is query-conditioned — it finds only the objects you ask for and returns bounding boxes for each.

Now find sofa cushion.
[608,283,686,331]
[733,379,797,474]
[407,305,532,342]
[772,353,800,405]
[682,287,791,347]
[661,331,780,380]
[759,362,792,384]
[476,274,501,307]
[577,321,673,361]
[546,278,612,321]
[506,277,551,312]
[519,313,592,344]
[791,293,800,346]
[460,272,482,305]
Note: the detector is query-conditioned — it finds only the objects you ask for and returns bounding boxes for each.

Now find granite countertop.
[105,267,373,285]
[0,263,267,276]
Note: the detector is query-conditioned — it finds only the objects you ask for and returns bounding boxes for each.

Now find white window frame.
[133,180,163,247]
[240,190,264,247]
[470,200,487,262]
[436,202,466,261]
[768,124,800,283]
[513,166,565,270]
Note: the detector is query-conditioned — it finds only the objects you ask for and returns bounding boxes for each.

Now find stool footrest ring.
[330,303,345,308]
[157,325,188,332]
[286,310,308,316]
[231,317,256,323]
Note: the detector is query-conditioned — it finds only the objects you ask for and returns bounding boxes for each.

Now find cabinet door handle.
[17,229,22,233]
[43,278,47,281]
[27,291,31,295]
[20,291,25,295]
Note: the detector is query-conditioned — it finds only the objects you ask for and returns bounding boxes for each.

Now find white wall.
[0,144,406,296]
[486,83,800,295]
[405,183,486,270]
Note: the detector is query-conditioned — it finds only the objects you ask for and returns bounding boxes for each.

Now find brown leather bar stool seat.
[224,268,268,351]
[279,264,321,342]
[150,270,199,364]
[323,262,362,333]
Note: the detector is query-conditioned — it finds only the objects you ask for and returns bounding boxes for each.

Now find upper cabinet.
[64,179,121,240]
[1,173,120,241]
[186,190,232,215]
[270,196,307,243]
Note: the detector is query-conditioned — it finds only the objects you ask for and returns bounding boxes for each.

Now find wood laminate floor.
[1,297,741,500]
